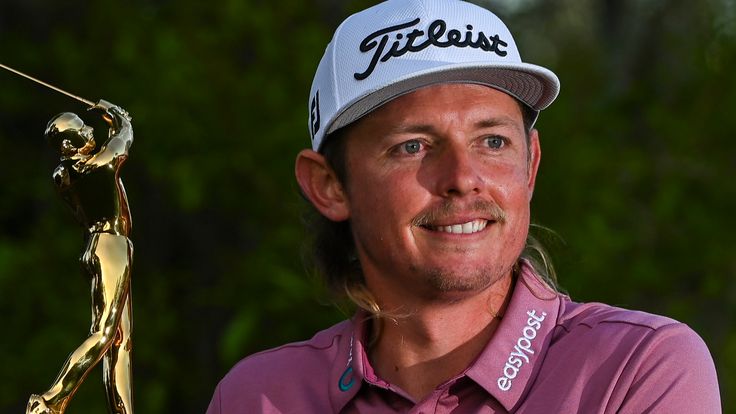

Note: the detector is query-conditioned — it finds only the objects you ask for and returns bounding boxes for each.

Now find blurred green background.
[0,0,733,412]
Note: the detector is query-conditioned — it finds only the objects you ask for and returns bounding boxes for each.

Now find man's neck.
[368,272,514,401]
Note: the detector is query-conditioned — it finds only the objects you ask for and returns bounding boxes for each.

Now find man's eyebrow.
[474,116,524,133]
[386,116,523,135]
[387,124,436,135]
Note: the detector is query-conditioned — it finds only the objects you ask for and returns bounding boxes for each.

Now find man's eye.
[485,136,506,149]
[402,140,422,154]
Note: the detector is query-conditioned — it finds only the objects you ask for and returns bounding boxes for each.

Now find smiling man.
[207,1,721,413]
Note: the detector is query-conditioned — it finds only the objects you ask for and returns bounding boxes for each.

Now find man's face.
[340,83,541,303]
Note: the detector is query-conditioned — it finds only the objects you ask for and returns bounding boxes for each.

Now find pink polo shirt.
[207,264,721,413]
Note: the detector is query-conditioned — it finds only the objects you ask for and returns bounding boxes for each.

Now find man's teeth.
[431,219,488,234]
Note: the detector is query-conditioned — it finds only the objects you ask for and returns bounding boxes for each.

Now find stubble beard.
[409,199,514,297]
[409,260,511,300]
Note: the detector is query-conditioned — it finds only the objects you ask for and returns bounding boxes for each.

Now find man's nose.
[434,144,484,197]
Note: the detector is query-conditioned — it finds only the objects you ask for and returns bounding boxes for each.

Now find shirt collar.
[328,312,366,413]
[328,262,561,413]
[466,261,561,411]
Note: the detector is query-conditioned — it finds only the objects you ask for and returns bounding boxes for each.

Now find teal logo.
[338,366,354,392]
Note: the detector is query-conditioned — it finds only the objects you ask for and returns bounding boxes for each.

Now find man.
[208,1,721,412]
[28,101,134,414]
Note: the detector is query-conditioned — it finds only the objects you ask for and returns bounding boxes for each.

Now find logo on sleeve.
[497,310,547,392]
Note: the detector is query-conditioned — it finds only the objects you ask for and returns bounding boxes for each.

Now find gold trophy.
[0,64,134,414]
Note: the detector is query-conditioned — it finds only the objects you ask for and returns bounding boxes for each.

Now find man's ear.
[527,129,541,200]
[295,149,350,221]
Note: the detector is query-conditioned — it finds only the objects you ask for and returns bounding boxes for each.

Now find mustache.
[411,199,507,227]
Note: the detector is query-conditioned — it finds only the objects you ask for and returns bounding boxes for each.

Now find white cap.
[307,0,561,151]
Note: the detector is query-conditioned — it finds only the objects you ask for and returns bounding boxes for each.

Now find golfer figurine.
[27,100,134,414]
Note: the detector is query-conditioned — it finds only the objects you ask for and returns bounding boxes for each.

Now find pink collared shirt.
[207,264,721,413]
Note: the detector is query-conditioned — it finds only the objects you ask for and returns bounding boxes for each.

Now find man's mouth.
[423,219,489,234]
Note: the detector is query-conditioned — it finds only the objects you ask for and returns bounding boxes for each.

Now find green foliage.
[0,0,733,412]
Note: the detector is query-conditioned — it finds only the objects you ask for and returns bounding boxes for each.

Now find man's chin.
[415,264,509,299]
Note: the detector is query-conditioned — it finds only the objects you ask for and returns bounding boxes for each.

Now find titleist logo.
[497,309,547,392]
[354,18,509,81]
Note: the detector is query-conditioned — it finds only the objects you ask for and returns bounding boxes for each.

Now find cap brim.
[326,62,560,138]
